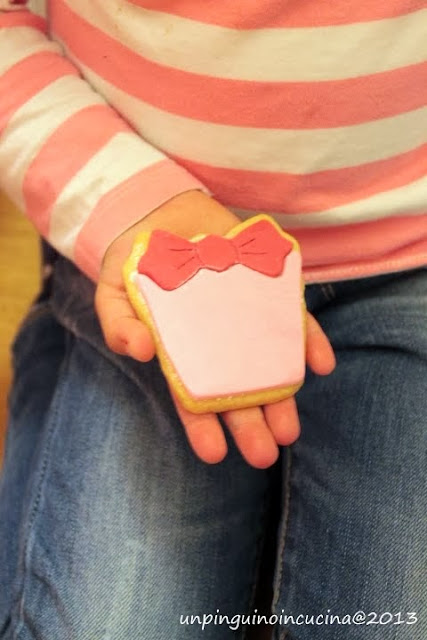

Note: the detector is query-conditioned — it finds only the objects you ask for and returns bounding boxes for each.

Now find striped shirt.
[0,0,426,282]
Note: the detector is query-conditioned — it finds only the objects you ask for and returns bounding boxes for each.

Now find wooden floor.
[0,192,40,463]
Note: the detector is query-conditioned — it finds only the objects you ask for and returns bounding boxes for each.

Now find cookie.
[123,214,306,413]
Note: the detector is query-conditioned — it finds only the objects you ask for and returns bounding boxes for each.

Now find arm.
[0,5,208,281]
[1,5,335,468]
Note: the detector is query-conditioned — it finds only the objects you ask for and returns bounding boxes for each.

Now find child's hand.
[95,191,335,468]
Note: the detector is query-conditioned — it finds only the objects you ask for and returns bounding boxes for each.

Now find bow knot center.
[196,236,237,271]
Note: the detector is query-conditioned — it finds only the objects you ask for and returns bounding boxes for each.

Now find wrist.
[101,190,241,273]
[139,190,240,238]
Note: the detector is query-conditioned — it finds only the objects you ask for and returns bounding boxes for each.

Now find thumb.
[95,241,156,362]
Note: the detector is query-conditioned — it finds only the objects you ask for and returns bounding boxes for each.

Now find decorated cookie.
[123,215,306,413]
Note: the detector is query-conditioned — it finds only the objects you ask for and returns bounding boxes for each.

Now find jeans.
[0,256,426,640]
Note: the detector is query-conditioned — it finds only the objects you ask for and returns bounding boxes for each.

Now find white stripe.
[0,26,61,75]
[64,0,427,81]
[0,75,105,210]
[28,0,47,17]
[49,132,165,258]
[233,176,427,227]
[73,64,427,173]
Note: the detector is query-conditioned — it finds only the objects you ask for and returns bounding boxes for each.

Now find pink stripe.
[0,10,46,32]
[74,160,207,281]
[305,250,427,283]
[23,104,131,236]
[128,0,427,28]
[0,51,80,134]
[51,1,427,129]
[299,215,427,282]
[170,145,427,214]
[292,215,427,267]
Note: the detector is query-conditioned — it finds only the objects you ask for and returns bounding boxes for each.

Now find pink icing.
[135,251,304,399]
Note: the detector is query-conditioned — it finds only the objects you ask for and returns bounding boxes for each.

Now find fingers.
[95,281,156,361]
[306,313,336,375]
[263,396,300,446]
[222,406,279,469]
[174,396,282,469]
[173,396,228,465]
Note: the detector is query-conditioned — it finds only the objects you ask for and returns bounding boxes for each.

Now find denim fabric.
[0,257,426,640]
[272,270,427,640]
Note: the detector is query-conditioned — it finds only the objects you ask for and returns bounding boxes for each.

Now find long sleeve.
[0,6,208,281]
[1,0,425,284]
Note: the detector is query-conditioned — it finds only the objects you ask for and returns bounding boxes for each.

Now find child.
[0,2,426,638]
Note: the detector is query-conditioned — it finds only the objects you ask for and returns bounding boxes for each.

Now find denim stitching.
[326,283,335,300]
[319,284,334,302]
[271,447,293,640]
[11,336,73,640]
[241,480,273,640]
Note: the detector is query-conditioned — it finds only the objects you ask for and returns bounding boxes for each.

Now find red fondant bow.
[137,219,293,291]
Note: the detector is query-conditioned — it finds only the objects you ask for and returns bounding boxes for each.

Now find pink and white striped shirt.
[1,0,426,281]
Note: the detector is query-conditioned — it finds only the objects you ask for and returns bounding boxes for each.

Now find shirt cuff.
[73,158,210,282]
